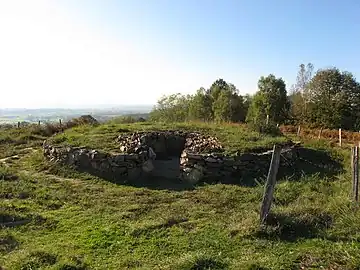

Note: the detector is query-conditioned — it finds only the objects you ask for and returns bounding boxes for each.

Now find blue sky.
[0,0,359,108]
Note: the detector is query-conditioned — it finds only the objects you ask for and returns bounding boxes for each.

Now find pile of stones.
[116,130,223,156]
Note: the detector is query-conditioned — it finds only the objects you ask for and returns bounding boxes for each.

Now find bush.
[248,121,282,137]
[28,115,99,137]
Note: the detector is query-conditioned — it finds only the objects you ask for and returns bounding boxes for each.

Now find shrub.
[248,121,282,137]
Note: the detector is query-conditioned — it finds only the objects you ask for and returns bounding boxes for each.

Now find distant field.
[0,108,150,124]
[1,120,360,269]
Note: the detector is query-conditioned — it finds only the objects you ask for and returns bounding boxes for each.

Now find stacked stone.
[180,144,299,184]
[44,132,299,186]
[43,142,156,182]
[184,132,223,153]
[116,130,223,155]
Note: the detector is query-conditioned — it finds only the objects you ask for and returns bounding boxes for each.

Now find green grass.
[1,121,360,269]
[0,126,47,159]
[47,121,288,154]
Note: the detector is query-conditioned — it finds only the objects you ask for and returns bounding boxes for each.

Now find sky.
[0,0,359,108]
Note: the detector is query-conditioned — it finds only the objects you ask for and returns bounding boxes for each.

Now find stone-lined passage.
[116,130,224,158]
[43,129,300,185]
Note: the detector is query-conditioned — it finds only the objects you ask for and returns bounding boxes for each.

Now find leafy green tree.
[212,89,232,122]
[246,91,267,124]
[242,94,252,115]
[188,88,213,121]
[150,78,249,124]
[149,93,191,122]
[229,94,247,122]
[208,78,229,102]
[206,79,247,122]
[307,68,360,130]
[289,63,314,123]
[247,74,290,124]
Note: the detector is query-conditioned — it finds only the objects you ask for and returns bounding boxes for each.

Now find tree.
[243,94,252,114]
[206,79,247,122]
[230,93,247,122]
[291,63,314,94]
[247,74,290,124]
[212,89,232,122]
[188,88,213,121]
[307,68,360,130]
[289,63,314,123]
[246,91,267,124]
[150,78,249,124]
[149,93,191,122]
[208,79,229,99]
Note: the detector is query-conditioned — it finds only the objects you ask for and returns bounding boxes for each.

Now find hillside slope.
[1,121,359,269]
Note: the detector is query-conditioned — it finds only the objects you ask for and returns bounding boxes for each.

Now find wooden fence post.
[17,122,20,128]
[351,147,355,199]
[260,144,282,224]
[318,127,323,139]
[38,120,41,126]
[352,146,359,203]
[297,126,301,137]
[59,119,62,127]
[339,128,342,147]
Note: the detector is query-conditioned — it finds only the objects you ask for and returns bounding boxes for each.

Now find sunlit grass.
[2,121,360,269]
[47,121,288,154]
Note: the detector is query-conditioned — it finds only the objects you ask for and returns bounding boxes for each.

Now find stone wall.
[43,142,156,183]
[116,131,224,158]
[43,131,300,186]
[180,145,300,184]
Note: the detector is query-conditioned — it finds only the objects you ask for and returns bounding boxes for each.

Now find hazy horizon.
[1,1,359,108]
[0,105,152,124]
[0,104,153,110]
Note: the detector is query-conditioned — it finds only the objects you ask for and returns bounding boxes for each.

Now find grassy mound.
[1,121,360,269]
[47,121,289,155]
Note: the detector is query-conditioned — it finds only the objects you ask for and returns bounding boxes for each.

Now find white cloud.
[0,0,211,108]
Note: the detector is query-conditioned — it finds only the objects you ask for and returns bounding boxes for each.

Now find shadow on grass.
[254,212,332,242]
[230,147,344,187]
[0,212,55,229]
[278,147,344,182]
[80,168,196,191]
[0,235,19,253]
[175,255,229,270]
[0,172,19,181]
[14,251,58,269]
[0,213,31,228]
[43,159,195,191]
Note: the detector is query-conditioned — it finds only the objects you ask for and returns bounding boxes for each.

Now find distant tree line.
[150,64,360,131]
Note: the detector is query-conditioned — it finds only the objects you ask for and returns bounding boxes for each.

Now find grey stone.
[142,160,154,172]
[205,157,219,163]
[114,155,125,162]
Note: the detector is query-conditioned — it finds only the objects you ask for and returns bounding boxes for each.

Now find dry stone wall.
[43,130,299,185]
[43,142,156,183]
[179,145,299,184]
[116,131,224,158]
